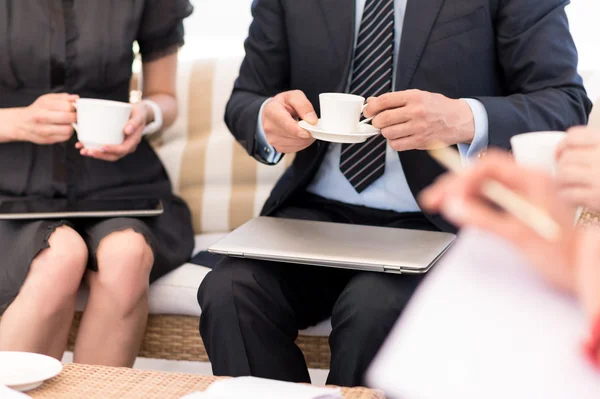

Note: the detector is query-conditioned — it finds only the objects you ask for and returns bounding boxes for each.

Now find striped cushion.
[150,62,599,235]
[152,58,292,234]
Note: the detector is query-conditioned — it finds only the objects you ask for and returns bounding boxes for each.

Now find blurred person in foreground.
[0,0,195,367]
[420,126,600,367]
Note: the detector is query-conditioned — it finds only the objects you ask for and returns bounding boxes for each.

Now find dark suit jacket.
[225,0,592,232]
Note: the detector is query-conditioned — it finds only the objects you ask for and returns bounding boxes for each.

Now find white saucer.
[0,352,63,392]
[299,120,380,144]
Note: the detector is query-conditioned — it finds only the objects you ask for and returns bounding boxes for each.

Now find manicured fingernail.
[299,130,311,139]
[442,198,467,222]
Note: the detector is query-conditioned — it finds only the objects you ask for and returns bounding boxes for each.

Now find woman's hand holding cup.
[420,150,578,293]
[12,93,78,145]
[78,101,149,162]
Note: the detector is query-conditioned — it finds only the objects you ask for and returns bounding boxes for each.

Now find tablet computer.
[0,198,164,220]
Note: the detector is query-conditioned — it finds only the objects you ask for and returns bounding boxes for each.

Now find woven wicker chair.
[66,313,331,369]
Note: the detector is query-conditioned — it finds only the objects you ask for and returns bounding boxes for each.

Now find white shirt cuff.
[457,98,489,164]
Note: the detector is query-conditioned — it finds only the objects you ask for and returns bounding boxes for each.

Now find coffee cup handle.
[360,103,373,125]
[71,102,78,131]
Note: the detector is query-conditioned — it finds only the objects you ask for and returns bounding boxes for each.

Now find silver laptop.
[208,217,456,274]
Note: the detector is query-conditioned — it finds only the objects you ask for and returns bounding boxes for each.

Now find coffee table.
[28,364,385,398]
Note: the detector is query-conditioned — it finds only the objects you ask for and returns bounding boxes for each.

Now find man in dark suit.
[198,0,591,386]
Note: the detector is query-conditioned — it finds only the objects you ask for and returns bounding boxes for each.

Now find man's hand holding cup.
[262,90,317,154]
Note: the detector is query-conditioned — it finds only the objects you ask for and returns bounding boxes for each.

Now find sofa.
[69,57,332,369]
[65,59,599,370]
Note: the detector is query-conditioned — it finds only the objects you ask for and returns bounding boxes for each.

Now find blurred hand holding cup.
[510,131,567,173]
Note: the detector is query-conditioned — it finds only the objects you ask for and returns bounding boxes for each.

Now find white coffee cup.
[510,131,566,173]
[319,93,371,133]
[73,99,132,148]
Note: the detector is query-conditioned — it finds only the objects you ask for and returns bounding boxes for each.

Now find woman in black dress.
[0,0,194,366]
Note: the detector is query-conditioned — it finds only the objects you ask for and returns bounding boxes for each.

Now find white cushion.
[148,263,208,316]
[147,233,227,316]
[75,232,333,337]
[301,320,333,337]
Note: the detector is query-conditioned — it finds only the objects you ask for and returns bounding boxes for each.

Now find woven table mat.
[28,364,385,399]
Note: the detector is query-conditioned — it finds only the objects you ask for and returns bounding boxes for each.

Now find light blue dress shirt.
[256,0,489,213]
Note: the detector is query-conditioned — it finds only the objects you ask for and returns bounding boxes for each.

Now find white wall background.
[181,0,252,59]
[183,0,598,59]
[567,0,600,71]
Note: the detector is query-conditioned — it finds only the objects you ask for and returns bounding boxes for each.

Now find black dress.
[0,0,195,313]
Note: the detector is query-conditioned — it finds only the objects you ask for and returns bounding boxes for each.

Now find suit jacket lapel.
[396,0,446,90]
[317,0,355,91]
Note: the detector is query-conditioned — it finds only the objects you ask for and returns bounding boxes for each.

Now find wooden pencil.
[428,146,561,241]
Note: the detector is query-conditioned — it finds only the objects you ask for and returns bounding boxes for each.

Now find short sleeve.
[137,0,194,62]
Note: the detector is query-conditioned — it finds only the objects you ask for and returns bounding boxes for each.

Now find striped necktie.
[340,0,395,193]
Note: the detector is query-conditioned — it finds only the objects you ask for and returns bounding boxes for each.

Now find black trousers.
[197,193,438,386]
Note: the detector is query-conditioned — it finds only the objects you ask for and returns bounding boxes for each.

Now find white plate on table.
[0,352,63,392]
[299,120,380,144]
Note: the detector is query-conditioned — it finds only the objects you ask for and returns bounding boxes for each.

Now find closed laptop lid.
[208,217,456,273]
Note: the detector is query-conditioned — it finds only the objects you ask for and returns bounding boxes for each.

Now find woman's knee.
[90,229,154,312]
[24,225,88,312]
